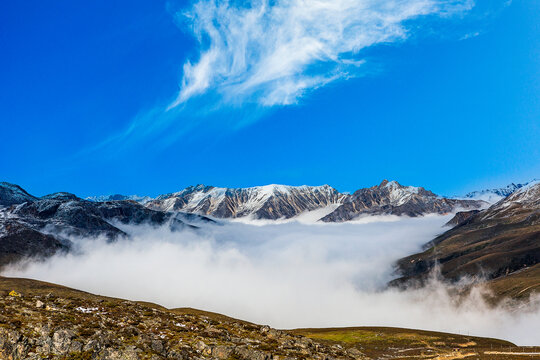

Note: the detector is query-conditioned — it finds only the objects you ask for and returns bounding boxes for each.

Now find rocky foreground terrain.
[146,181,484,221]
[2,276,537,360]
[0,277,361,360]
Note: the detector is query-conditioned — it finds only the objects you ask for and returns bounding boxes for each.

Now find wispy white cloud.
[79,0,477,155]
[172,0,474,108]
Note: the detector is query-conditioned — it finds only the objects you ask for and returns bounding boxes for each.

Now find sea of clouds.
[4,214,540,345]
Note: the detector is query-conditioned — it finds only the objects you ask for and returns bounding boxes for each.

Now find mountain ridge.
[146,180,484,221]
[147,183,348,220]
[320,180,482,222]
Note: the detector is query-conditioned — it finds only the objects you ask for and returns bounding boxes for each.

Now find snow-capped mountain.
[147,181,484,221]
[320,180,484,222]
[463,180,537,203]
[146,184,347,220]
[86,194,153,204]
[2,180,488,224]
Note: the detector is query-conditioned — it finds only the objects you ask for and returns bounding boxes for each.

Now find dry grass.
[290,327,529,359]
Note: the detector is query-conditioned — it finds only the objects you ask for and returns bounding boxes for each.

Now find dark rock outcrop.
[0,219,69,268]
[444,210,480,227]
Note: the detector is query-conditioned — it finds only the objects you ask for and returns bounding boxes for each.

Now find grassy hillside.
[292,327,538,360]
[394,214,540,301]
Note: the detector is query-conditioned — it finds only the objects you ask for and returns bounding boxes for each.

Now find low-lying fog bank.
[4,215,540,345]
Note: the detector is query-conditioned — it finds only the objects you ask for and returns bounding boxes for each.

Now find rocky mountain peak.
[0,182,38,206]
[146,181,485,222]
[321,181,483,222]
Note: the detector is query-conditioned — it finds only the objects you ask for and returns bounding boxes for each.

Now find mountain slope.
[393,181,540,299]
[321,180,484,222]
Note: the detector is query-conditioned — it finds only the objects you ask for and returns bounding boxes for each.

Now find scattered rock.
[0,293,360,360]
[212,345,234,359]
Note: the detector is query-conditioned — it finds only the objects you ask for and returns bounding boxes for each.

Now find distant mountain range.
[319,180,481,222]
[146,184,347,220]
[461,180,538,203]
[85,180,538,215]
[0,179,485,268]
[143,180,484,221]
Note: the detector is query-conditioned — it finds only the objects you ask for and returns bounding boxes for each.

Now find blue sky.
[1,0,539,197]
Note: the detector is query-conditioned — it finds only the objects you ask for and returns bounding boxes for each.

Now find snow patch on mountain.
[231,204,343,225]
[86,194,153,204]
[384,180,424,206]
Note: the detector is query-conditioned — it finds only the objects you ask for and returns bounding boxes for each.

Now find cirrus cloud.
[171,0,474,108]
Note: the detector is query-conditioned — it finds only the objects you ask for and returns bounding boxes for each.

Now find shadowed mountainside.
[0,184,213,269]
